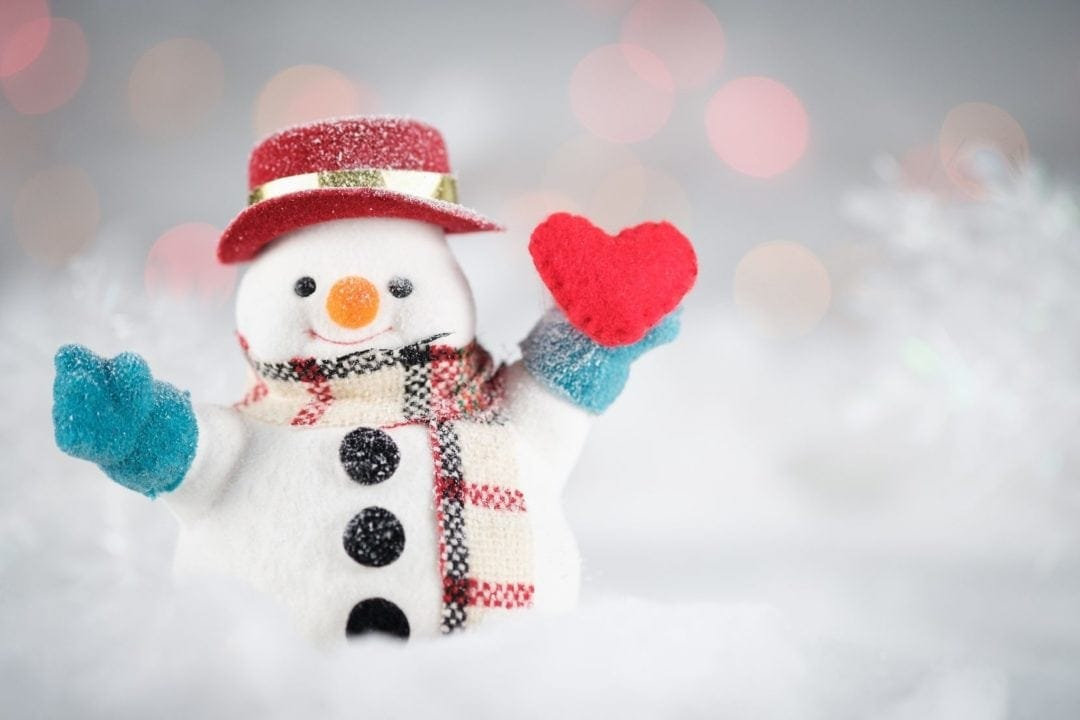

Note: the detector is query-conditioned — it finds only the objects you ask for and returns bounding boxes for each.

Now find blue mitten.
[53,345,198,497]
[521,310,681,414]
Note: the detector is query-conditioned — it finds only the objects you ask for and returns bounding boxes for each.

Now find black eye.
[388,276,413,298]
[294,276,316,297]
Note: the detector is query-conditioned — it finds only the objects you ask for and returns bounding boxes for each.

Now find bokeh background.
[2,1,1079,717]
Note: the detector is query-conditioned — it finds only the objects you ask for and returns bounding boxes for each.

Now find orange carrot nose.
[326,276,380,329]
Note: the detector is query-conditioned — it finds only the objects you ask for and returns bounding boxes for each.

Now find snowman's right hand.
[53,344,197,497]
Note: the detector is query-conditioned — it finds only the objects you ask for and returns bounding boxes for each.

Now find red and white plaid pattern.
[237,338,534,632]
[465,483,527,513]
[467,580,534,609]
[288,357,334,426]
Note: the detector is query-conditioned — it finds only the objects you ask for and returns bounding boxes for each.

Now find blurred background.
[2,1,1079,717]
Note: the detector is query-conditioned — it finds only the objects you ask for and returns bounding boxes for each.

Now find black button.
[346,597,410,640]
[339,427,400,485]
[343,506,405,567]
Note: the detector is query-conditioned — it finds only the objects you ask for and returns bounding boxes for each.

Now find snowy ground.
[3,165,1079,718]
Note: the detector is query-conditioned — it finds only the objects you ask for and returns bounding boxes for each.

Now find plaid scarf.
[235,335,534,633]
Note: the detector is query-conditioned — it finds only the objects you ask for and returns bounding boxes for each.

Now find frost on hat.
[218,116,503,263]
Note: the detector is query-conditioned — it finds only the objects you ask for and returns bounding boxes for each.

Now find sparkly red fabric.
[218,117,502,264]
[248,117,451,187]
[529,213,698,346]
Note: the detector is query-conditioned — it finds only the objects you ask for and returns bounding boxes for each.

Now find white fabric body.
[165,218,592,643]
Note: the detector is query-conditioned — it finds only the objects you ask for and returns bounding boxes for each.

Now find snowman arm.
[503,310,680,485]
[518,308,681,414]
[163,403,247,520]
[502,360,592,484]
[53,345,198,497]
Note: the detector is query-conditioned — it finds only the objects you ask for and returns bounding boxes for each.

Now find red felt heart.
[529,213,698,347]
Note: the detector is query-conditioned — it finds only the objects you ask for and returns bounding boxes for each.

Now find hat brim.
[218,187,504,263]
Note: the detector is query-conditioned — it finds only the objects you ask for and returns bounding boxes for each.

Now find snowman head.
[235,217,475,362]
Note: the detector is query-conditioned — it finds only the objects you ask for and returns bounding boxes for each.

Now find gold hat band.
[248,168,458,206]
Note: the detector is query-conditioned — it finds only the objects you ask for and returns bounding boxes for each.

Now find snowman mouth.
[307,326,393,346]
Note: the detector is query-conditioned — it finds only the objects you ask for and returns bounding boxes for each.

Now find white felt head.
[235,217,476,362]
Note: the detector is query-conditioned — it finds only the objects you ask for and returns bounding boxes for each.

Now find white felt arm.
[164,404,248,523]
[502,361,591,493]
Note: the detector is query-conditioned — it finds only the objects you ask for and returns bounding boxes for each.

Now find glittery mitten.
[53,345,197,497]
[521,309,681,413]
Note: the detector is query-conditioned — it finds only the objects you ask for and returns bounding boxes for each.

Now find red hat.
[218,116,503,263]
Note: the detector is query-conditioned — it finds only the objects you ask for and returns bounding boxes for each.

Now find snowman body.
[164,218,589,642]
[51,117,695,645]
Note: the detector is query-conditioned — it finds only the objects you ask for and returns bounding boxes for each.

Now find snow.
[3,164,1080,717]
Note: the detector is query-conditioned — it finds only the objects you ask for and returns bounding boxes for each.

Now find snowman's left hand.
[520,309,681,414]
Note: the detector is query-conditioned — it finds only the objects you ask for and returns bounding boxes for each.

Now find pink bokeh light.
[897,145,962,198]
[632,166,693,233]
[145,223,237,305]
[544,135,645,199]
[128,38,224,138]
[938,101,1028,200]
[590,163,692,233]
[543,135,645,226]
[0,112,42,180]
[0,0,50,78]
[14,165,98,265]
[733,240,831,337]
[501,190,581,235]
[569,43,675,144]
[254,65,378,139]
[539,135,690,233]
[620,0,725,90]
[706,76,809,179]
[1,17,86,115]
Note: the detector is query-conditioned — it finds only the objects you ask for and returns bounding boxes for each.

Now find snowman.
[52,117,696,643]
